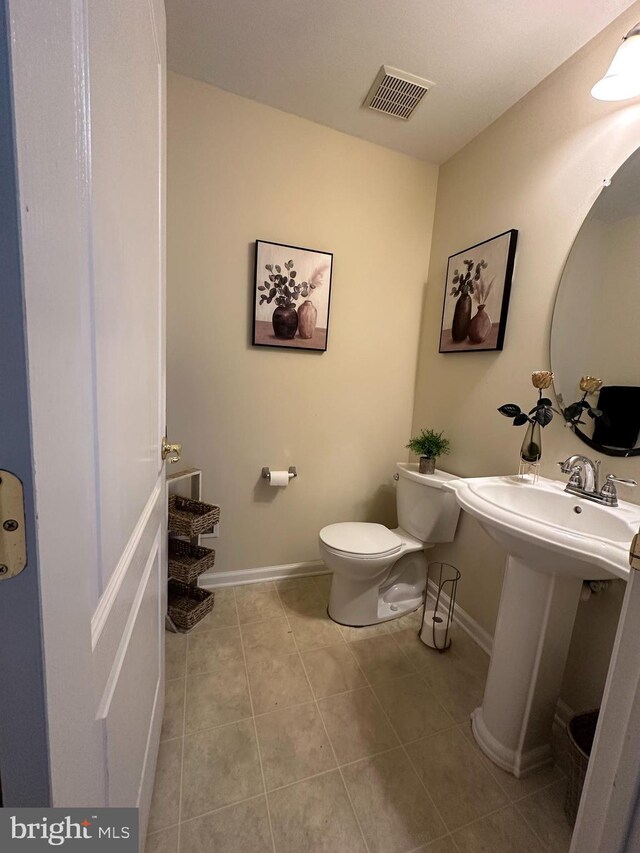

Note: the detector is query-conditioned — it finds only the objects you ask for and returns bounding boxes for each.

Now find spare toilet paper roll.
[268,470,291,487]
[419,609,452,650]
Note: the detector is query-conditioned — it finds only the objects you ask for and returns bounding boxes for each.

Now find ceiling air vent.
[363,65,435,120]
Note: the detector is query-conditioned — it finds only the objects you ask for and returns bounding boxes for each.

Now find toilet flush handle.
[393,473,399,481]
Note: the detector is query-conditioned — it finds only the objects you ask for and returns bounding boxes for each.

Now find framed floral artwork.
[439,229,518,352]
[252,240,333,352]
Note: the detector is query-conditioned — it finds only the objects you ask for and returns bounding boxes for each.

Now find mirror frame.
[550,158,640,458]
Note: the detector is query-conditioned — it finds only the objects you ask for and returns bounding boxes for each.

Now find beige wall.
[167,73,438,576]
[413,2,640,713]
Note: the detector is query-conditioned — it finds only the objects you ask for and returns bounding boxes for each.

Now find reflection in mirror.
[551,148,640,457]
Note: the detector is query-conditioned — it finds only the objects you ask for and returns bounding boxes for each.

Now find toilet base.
[327,550,427,627]
[328,592,422,627]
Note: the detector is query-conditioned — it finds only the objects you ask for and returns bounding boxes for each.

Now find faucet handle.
[567,466,584,489]
[600,474,637,507]
[605,474,637,487]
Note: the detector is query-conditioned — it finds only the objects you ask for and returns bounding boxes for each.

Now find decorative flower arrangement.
[450,259,487,300]
[258,260,308,309]
[498,371,555,428]
[561,376,605,428]
[498,371,555,464]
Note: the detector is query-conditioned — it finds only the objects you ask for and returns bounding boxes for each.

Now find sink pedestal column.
[471,556,582,777]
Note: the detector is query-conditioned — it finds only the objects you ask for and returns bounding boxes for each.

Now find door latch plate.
[0,470,26,579]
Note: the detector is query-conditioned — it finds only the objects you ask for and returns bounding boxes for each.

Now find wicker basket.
[167,579,215,632]
[168,495,220,536]
[564,709,599,827]
[168,539,216,585]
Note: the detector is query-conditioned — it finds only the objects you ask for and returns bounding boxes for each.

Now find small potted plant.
[406,428,451,475]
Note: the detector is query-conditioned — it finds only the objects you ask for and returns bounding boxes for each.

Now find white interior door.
[569,546,640,853]
[8,0,167,830]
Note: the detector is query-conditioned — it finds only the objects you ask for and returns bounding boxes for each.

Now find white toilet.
[320,463,460,626]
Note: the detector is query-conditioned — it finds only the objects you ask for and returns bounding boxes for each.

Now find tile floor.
[147,575,573,853]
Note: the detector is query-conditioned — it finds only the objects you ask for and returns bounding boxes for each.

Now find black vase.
[272,305,298,339]
[451,293,472,342]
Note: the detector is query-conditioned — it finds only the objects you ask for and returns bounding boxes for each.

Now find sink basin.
[443,475,640,581]
[443,475,640,779]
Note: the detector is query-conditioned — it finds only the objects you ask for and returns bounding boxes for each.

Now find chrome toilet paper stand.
[423,561,461,652]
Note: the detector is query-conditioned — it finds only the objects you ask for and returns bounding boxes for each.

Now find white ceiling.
[166,0,637,164]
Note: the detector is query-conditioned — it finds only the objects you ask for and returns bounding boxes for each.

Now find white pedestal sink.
[442,475,640,778]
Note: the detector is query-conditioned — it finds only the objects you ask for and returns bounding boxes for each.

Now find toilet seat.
[319,522,402,558]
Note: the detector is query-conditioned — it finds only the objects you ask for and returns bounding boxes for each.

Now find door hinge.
[0,470,26,579]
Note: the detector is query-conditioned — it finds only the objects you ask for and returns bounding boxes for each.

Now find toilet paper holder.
[420,561,461,652]
[261,466,297,480]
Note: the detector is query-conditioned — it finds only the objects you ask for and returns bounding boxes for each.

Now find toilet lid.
[319,522,402,557]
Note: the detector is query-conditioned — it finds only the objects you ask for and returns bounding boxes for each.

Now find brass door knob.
[162,437,182,464]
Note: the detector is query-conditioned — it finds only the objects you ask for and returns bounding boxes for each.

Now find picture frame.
[252,240,334,352]
[439,229,518,353]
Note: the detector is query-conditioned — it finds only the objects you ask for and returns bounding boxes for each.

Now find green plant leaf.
[290,270,296,278]
[275,265,281,273]
[513,413,529,426]
[406,428,450,457]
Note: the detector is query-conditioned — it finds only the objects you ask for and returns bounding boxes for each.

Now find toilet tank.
[395,463,460,543]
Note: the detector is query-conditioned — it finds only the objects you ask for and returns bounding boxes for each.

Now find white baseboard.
[426,579,494,657]
[199,559,328,589]
[554,699,574,729]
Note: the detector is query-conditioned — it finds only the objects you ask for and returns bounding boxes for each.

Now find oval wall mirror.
[551,149,640,457]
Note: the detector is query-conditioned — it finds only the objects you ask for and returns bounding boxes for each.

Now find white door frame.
[0,0,50,806]
[570,546,640,853]
[7,0,167,821]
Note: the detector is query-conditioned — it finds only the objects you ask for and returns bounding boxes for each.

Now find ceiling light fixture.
[592,23,640,101]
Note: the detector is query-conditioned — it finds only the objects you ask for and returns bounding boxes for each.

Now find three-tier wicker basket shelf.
[166,469,220,633]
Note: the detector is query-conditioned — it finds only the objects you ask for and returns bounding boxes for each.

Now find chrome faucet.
[558,455,600,493]
[558,454,636,507]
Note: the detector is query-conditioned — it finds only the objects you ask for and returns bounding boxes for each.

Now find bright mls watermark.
[0,809,138,851]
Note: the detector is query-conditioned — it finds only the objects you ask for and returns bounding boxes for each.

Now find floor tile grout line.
[232,586,278,853]
[174,648,187,853]
[274,584,373,853]
[342,636,453,844]
[512,780,573,851]
[457,718,567,806]
[174,581,569,850]
[177,793,268,829]
[447,800,532,838]
[178,583,563,848]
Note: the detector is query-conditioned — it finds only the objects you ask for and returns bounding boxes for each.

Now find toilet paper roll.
[268,470,291,487]
[419,609,452,650]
